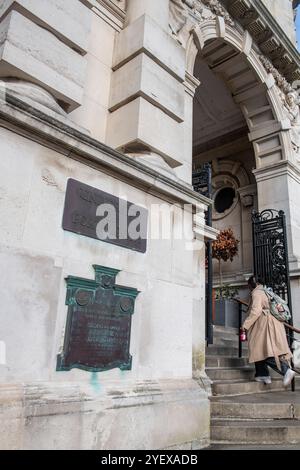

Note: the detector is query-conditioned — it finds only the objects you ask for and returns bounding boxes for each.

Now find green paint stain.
[90,372,102,393]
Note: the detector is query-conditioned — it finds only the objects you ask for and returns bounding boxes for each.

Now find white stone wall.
[2,0,300,450]
[69,3,117,141]
[0,123,209,449]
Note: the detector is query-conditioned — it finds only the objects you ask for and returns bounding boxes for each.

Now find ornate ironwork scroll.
[252,209,294,353]
[252,210,291,301]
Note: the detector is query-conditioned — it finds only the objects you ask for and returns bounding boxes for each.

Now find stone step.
[205,346,245,356]
[213,326,238,335]
[211,419,300,445]
[211,391,300,420]
[213,333,238,344]
[207,367,254,381]
[206,356,249,368]
[211,337,248,349]
[211,337,236,347]
[205,444,300,450]
[211,378,286,396]
[211,402,299,420]
[207,365,285,381]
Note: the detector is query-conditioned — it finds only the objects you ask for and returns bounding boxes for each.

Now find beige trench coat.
[242,286,292,367]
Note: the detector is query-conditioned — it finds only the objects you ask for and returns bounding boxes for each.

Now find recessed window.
[214,187,236,214]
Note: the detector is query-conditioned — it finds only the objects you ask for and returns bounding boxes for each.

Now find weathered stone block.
[106,97,184,168]
[0,381,210,450]
[0,10,86,111]
[113,14,186,82]
[109,53,185,123]
[0,0,91,54]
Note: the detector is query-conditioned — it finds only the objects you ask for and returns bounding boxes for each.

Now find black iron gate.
[193,163,213,345]
[252,209,294,346]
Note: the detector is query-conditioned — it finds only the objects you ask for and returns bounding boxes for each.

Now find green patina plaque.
[56,265,139,372]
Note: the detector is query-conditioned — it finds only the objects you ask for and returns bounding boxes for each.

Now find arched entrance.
[186,17,299,330]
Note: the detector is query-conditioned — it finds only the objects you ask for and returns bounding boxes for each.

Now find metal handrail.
[233,299,247,359]
[234,298,300,334]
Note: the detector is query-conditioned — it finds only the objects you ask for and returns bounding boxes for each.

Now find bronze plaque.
[57,265,139,372]
[62,178,147,253]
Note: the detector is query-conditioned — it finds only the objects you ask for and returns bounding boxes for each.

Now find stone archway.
[186,17,294,171]
[184,15,300,285]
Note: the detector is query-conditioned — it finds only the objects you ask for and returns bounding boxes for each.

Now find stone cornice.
[253,159,300,185]
[80,0,125,31]
[221,0,300,83]
[0,92,212,210]
[184,71,201,97]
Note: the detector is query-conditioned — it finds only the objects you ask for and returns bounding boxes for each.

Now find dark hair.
[247,275,264,289]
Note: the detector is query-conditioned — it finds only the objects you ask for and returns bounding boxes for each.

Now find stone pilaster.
[253,160,300,274]
[106,0,189,178]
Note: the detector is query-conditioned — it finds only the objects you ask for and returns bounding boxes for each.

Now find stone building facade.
[0,0,300,450]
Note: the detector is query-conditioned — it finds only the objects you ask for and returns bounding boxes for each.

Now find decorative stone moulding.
[240,194,253,207]
[211,160,252,219]
[212,177,240,220]
[237,184,257,207]
[171,1,300,87]
[82,0,126,31]
[179,0,300,166]
[220,0,300,83]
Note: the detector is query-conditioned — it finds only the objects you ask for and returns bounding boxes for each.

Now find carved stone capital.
[201,0,234,26]
[237,184,257,207]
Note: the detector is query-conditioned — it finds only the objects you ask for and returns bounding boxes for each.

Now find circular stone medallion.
[120,297,134,313]
[75,289,91,306]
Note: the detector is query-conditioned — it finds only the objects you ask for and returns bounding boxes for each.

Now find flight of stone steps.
[206,325,300,449]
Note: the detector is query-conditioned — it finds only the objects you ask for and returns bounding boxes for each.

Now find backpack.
[262,286,292,323]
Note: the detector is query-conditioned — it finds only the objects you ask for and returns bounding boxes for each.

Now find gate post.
[193,163,213,345]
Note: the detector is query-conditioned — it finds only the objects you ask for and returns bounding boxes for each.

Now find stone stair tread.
[206,366,254,370]
[211,391,300,403]
[206,354,248,357]
[211,379,288,397]
[206,345,246,357]
[212,376,300,385]
[211,419,300,444]
[212,377,282,384]
[206,357,249,366]
[206,354,247,357]
[207,327,300,445]
[213,326,238,333]
[212,419,300,427]
[206,444,300,450]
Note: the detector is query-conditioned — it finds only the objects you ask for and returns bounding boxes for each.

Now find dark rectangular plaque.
[57,265,139,372]
[64,306,131,371]
[62,178,147,253]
